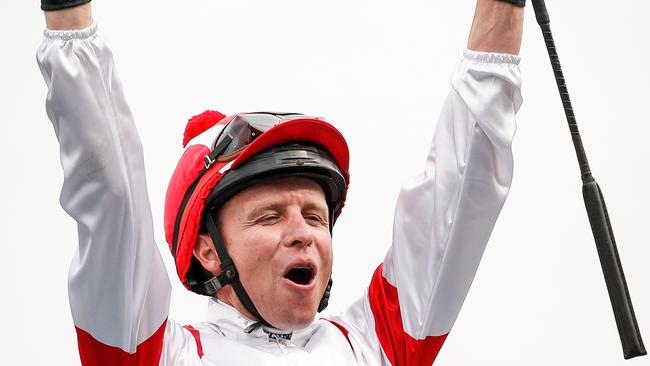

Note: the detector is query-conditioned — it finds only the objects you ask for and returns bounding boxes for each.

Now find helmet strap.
[202,214,267,325]
[317,277,332,313]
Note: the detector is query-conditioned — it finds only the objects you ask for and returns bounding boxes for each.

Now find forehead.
[223,176,327,212]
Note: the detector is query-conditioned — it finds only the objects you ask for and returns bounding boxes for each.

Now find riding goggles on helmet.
[204,112,327,169]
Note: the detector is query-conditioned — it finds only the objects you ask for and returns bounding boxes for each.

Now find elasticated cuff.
[463,48,521,65]
[43,22,97,41]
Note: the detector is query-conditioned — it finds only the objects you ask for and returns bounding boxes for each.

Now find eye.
[257,214,280,224]
[304,213,328,226]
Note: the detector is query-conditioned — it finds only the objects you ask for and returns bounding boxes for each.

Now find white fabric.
[161,299,373,365]
[38,22,171,352]
[38,23,521,365]
[384,48,522,337]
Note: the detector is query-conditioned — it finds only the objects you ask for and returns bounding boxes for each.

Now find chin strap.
[201,214,333,326]
[317,277,332,313]
[202,215,267,324]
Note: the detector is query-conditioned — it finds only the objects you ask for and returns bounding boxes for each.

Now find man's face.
[216,176,333,331]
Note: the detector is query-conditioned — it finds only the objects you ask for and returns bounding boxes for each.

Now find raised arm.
[38,2,171,364]
[333,1,524,365]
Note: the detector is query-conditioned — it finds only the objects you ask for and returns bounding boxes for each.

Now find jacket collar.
[205,298,319,347]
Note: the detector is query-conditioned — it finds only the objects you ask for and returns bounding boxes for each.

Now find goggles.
[204,112,326,169]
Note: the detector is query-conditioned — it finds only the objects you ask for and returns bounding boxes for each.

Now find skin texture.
[193,177,333,331]
[468,0,525,55]
[43,3,92,30]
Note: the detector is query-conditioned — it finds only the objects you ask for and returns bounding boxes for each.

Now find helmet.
[164,110,350,324]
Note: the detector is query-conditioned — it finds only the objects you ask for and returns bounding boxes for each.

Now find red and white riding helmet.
[164,111,350,311]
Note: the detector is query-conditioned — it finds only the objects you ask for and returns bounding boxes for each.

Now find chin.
[277,318,315,332]
[271,306,318,331]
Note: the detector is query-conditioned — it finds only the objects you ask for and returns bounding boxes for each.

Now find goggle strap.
[204,135,233,169]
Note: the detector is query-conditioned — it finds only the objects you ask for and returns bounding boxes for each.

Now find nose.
[282,212,315,248]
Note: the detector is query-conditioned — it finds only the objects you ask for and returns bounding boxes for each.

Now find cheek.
[317,231,333,268]
[233,228,282,276]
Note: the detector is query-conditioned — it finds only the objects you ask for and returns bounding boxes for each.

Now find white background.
[1,0,649,365]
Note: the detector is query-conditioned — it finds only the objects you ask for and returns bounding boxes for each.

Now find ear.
[193,233,222,274]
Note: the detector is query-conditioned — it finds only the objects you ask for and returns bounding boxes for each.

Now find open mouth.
[283,264,316,286]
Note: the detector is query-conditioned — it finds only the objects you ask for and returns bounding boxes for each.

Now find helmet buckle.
[204,276,223,295]
[204,155,216,169]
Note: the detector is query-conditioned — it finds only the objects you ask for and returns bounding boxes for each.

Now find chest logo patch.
[263,328,293,342]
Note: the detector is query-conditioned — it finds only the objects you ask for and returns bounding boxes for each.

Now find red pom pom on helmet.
[182,110,226,147]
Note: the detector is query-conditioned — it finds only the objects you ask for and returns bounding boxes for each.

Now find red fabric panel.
[368,264,448,366]
[164,144,210,247]
[323,319,354,350]
[75,320,167,366]
[183,325,204,358]
[174,160,229,287]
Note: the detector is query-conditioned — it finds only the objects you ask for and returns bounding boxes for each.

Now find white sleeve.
[331,49,522,366]
[37,23,171,363]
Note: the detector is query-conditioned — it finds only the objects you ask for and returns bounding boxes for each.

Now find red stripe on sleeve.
[75,320,167,366]
[323,319,354,350]
[183,325,204,358]
[368,264,448,366]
